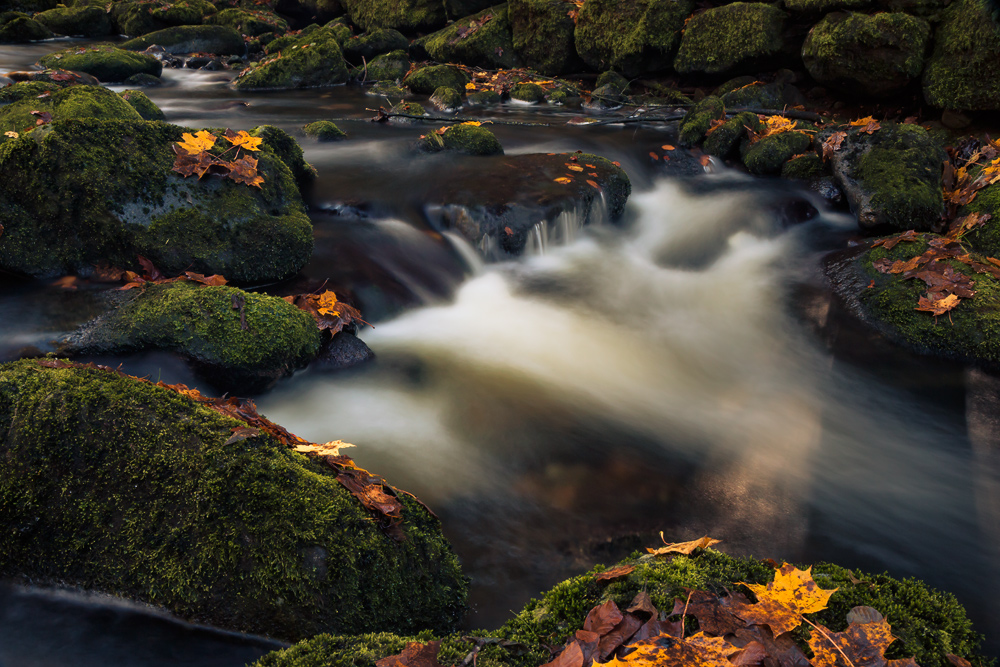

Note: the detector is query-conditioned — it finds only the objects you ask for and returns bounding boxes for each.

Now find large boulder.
[740,128,812,175]
[208,8,289,37]
[423,4,519,70]
[33,5,112,36]
[574,0,693,78]
[402,64,469,94]
[119,89,166,121]
[340,0,447,32]
[922,0,1000,111]
[824,122,946,232]
[112,0,216,37]
[0,358,467,640]
[38,45,162,83]
[802,12,930,98]
[0,85,143,132]
[674,2,788,77]
[122,25,246,55]
[362,49,410,81]
[341,27,408,63]
[508,0,580,75]
[416,122,504,155]
[0,12,52,41]
[0,119,313,284]
[233,25,349,90]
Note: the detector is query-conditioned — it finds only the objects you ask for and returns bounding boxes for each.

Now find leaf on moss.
[375,641,444,667]
[177,130,217,154]
[647,533,721,556]
[224,128,263,151]
[731,563,837,636]
[604,632,741,666]
[808,615,921,667]
[294,440,356,456]
[596,564,635,582]
[228,155,264,188]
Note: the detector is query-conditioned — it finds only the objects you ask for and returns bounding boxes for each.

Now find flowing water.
[1,40,998,665]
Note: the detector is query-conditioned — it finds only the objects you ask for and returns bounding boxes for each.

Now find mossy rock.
[509,82,546,103]
[119,89,165,121]
[424,4,518,70]
[233,26,349,90]
[38,45,162,83]
[325,20,353,46]
[303,120,347,141]
[265,23,321,54]
[0,14,52,41]
[508,0,580,76]
[595,70,629,93]
[0,119,312,283]
[0,80,64,103]
[389,101,426,121]
[33,5,111,36]
[361,49,409,82]
[341,27,408,63]
[678,95,725,147]
[574,0,693,78]
[62,282,321,391]
[783,0,871,14]
[0,85,143,133]
[340,0,447,32]
[674,2,788,76]
[825,122,946,231]
[403,64,469,95]
[112,0,216,37]
[122,25,246,55]
[417,123,503,155]
[466,89,501,106]
[704,110,760,158]
[429,86,462,111]
[365,81,408,97]
[922,0,1000,111]
[124,72,163,87]
[957,181,1000,256]
[720,81,784,109]
[208,8,289,37]
[740,129,811,175]
[250,124,317,189]
[583,82,625,110]
[273,0,345,24]
[781,151,825,179]
[252,548,989,667]
[802,11,930,98]
[0,358,468,641]
[444,0,495,19]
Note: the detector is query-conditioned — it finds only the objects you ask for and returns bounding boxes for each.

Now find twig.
[680,590,693,640]
[367,109,549,126]
[802,616,857,667]
[361,55,368,84]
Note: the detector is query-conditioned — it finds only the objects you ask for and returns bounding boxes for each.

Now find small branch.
[368,109,549,126]
[680,590,693,640]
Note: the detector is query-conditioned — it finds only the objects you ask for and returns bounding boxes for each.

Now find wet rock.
[112,0,215,37]
[720,80,784,109]
[0,13,52,42]
[0,358,467,641]
[922,0,1000,111]
[575,0,692,78]
[823,122,945,232]
[802,12,930,98]
[429,86,463,112]
[366,81,408,97]
[0,80,60,102]
[0,119,313,283]
[956,183,1000,256]
[674,2,788,76]
[208,8,289,37]
[388,100,426,121]
[38,45,162,83]
[466,89,501,106]
[509,0,580,75]
[303,120,347,141]
[342,28,408,63]
[124,72,163,87]
[403,64,469,95]
[781,152,826,180]
[0,85,144,131]
[122,25,246,55]
[233,25,348,90]
[678,95,724,147]
[341,0,446,32]
[250,124,317,190]
[4,68,100,86]
[595,70,629,93]
[582,83,625,111]
[119,89,165,121]
[509,81,546,103]
[810,176,844,206]
[416,122,503,155]
[421,152,630,256]
[313,331,375,371]
[741,129,812,175]
[33,5,111,37]
[424,4,518,69]
[704,110,761,158]
[360,49,409,82]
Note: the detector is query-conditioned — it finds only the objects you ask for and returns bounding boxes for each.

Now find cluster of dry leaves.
[458,66,561,97]
[373,535,950,667]
[282,289,367,335]
[563,0,585,22]
[171,128,265,188]
[942,137,1000,214]
[552,153,606,190]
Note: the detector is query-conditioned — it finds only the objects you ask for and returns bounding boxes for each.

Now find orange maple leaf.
[294,440,356,456]
[732,563,837,636]
[177,130,217,154]
[808,616,919,667]
[604,632,740,666]
[647,534,721,556]
[316,290,342,317]
[224,129,263,151]
[228,155,264,188]
[850,116,881,134]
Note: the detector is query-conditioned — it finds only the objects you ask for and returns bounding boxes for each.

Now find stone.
[119,89,165,121]
[33,5,111,36]
[429,86,463,112]
[741,129,812,175]
[509,0,580,75]
[416,122,503,155]
[303,120,347,141]
[340,0,447,32]
[674,2,788,76]
[0,13,52,41]
[233,25,349,90]
[423,4,518,69]
[678,95,725,146]
[341,28,408,63]
[38,45,162,83]
[922,0,1000,111]
[403,64,469,94]
[122,25,246,55]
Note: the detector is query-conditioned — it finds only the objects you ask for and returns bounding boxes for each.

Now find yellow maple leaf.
[316,290,342,317]
[465,82,476,90]
[763,115,797,136]
[225,129,263,151]
[4,131,18,139]
[733,563,837,636]
[460,120,482,126]
[294,440,356,456]
[177,130,217,154]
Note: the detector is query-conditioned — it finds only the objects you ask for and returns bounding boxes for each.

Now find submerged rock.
[234,25,349,90]
[922,0,1000,111]
[38,45,162,83]
[122,25,246,55]
[424,4,518,70]
[0,358,467,640]
[674,2,788,76]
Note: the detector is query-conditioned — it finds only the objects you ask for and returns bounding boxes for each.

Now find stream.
[1,39,998,665]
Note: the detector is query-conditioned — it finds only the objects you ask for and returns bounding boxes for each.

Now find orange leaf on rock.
[584,600,623,635]
[850,116,880,134]
[177,130,217,154]
[807,616,920,667]
[184,271,227,286]
[822,131,847,160]
[554,176,573,184]
[224,128,263,151]
[915,292,960,316]
[567,164,585,171]
[228,155,264,188]
[586,179,601,189]
[732,563,837,636]
[596,564,635,582]
[294,440,356,456]
[647,533,721,556]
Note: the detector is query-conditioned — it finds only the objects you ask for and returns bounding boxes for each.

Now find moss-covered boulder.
[250,124,316,190]
[273,0,345,24]
[233,26,349,90]
[0,85,143,132]
[341,28,408,63]
[303,120,347,141]
[429,86,463,111]
[403,64,469,94]
[509,81,546,103]
[508,0,580,76]
[208,8,289,37]
[122,25,246,55]
[33,5,111,36]
[251,548,988,667]
[825,122,946,231]
[802,12,930,98]
[0,13,52,41]
[389,100,426,121]
[119,89,165,121]
[674,2,788,76]
[678,95,725,146]
[340,0,446,32]
[922,0,1000,111]
[783,0,871,13]
[781,151,825,179]
[583,82,625,110]
[719,80,784,109]
[38,45,162,83]
[466,89,501,106]
[741,129,811,175]
[62,283,321,391]
[417,122,503,155]
[424,4,518,69]
[0,358,468,640]
[366,81,408,97]
[0,80,64,103]
[112,0,215,36]
[704,110,760,158]
[361,49,409,81]
[574,0,692,78]
[0,119,312,283]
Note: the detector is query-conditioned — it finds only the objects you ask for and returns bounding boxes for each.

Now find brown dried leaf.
[224,426,261,445]
[647,533,721,556]
[596,564,635,582]
[915,292,961,316]
[584,600,623,635]
[807,618,918,667]
[604,632,741,667]
[294,440,357,456]
[376,641,445,667]
[822,131,847,161]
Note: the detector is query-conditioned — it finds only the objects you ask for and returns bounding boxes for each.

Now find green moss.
[122,25,246,55]
[342,27,408,62]
[678,95,724,147]
[250,124,316,189]
[595,70,629,93]
[389,101,426,120]
[340,0,447,32]
[424,4,517,69]
[208,7,288,36]
[508,0,579,76]
[0,359,468,641]
[361,49,409,81]
[38,45,162,83]
[234,26,349,90]
[366,81,408,97]
[467,89,501,106]
[574,0,693,77]
[781,152,825,179]
[0,80,64,103]
[957,183,1000,256]
[510,82,545,103]
[704,110,760,158]
[802,12,930,98]
[720,81,783,109]
[33,5,111,36]
[783,0,871,13]
[325,20,353,46]
[403,64,469,95]
[152,0,213,24]
[417,123,503,155]
[303,120,347,141]
[429,86,462,111]
[0,85,143,135]
[741,130,811,175]
[674,2,787,76]
[922,0,1000,110]
[119,89,165,121]
[0,14,52,41]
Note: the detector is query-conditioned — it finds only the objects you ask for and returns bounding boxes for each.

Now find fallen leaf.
[731,563,837,637]
[30,110,52,125]
[376,641,445,667]
[604,632,741,667]
[647,534,721,556]
[228,155,264,188]
[649,152,660,161]
[915,292,961,316]
[596,564,635,582]
[661,144,675,151]
[554,176,573,184]
[4,131,18,139]
[567,164,585,172]
[224,128,263,151]
[586,179,601,189]
[224,426,261,445]
[822,131,847,160]
[294,440,356,456]
[850,116,880,134]
[584,600,623,635]
[808,618,917,667]
[177,130,217,154]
